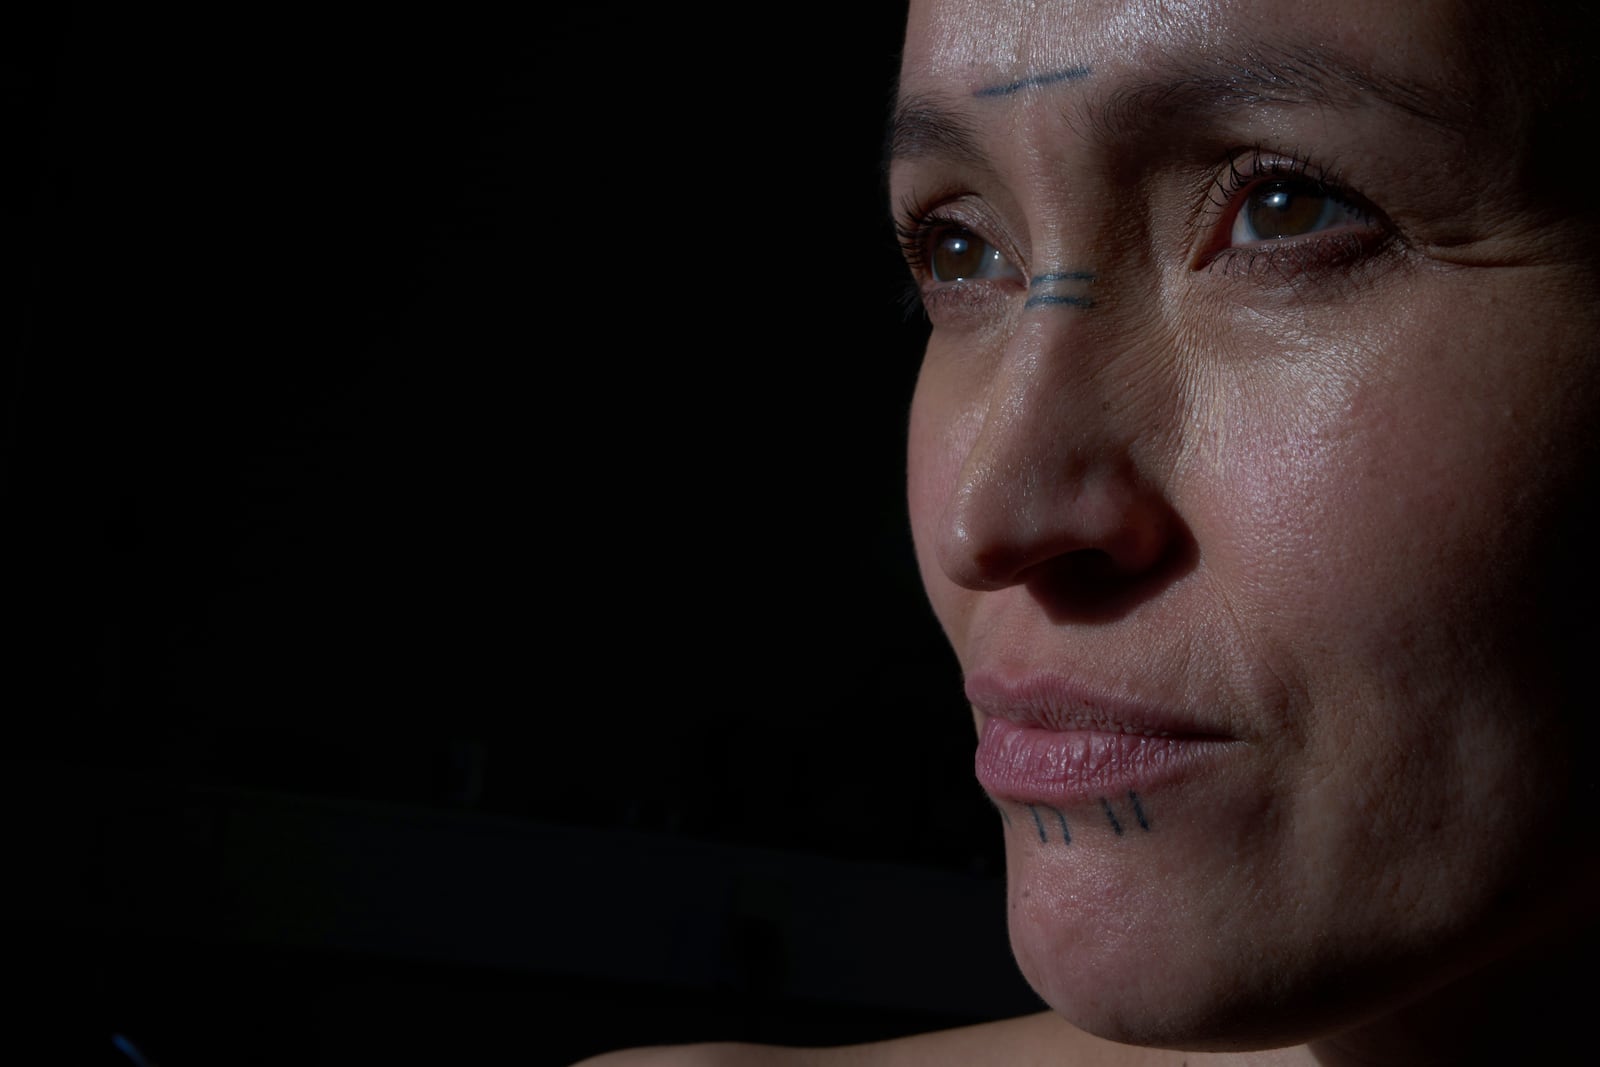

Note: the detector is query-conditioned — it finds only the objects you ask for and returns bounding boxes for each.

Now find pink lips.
[968,672,1237,804]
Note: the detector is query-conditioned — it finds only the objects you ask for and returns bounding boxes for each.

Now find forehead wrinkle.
[888,36,1470,176]
[1079,42,1474,142]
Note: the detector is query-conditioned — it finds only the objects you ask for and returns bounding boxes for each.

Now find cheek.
[1185,312,1534,668]
[1192,305,1596,849]
[1190,363,1361,565]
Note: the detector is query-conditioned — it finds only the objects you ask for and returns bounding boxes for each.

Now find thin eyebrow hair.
[884,42,1471,171]
[884,93,987,169]
[1089,45,1471,139]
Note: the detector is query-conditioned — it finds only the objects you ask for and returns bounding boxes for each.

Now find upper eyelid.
[1195,150,1401,280]
[1205,148,1370,218]
[1196,147,1390,246]
[894,201,1018,277]
[891,148,1388,279]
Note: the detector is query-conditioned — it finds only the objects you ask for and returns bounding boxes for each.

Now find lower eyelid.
[1203,229,1398,286]
[919,275,1020,324]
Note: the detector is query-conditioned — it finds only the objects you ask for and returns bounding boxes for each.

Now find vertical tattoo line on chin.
[1027,803,1049,842]
[1021,803,1071,844]
[1101,797,1124,836]
[1129,791,1150,831]
[973,65,1092,99]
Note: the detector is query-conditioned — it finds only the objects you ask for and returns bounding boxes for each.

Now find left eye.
[929,228,1012,282]
[1229,179,1366,245]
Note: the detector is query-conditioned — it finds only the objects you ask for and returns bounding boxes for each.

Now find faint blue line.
[113,1034,154,1067]
[975,65,1091,98]
[1031,271,1097,285]
[1024,294,1094,309]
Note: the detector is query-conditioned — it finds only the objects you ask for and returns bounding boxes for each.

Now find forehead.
[902,0,1487,96]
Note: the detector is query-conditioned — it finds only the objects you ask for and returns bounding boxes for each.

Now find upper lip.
[964,668,1236,740]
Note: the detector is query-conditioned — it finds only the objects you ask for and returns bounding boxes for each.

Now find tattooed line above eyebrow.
[974,64,1092,99]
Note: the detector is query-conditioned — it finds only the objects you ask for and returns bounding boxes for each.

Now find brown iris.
[1243,180,1332,240]
[931,230,996,281]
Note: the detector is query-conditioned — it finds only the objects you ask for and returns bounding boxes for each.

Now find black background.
[10,5,1042,1065]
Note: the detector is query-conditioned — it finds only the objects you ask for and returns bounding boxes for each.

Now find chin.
[1011,919,1346,1052]
[995,823,1466,1053]
[1005,857,1587,1056]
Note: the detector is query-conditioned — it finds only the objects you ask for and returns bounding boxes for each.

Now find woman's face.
[894,0,1600,1050]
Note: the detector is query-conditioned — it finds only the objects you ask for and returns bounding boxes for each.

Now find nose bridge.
[937,307,1174,591]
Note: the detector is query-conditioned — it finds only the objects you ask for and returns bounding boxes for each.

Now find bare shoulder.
[816,1011,1168,1067]
[566,1041,810,1066]
[568,1011,1184,1067]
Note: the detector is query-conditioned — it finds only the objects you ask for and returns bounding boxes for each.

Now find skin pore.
[576,1,1600,1063]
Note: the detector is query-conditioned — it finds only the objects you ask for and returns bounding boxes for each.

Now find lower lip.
[974,716,1235,804]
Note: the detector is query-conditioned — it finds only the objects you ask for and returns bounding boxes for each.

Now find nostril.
[1028,534,1198,624]
[1053,548,1126,598]
[1071,547,1119,577]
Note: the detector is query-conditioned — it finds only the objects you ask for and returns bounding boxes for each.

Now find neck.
[1306,908,1600,1066]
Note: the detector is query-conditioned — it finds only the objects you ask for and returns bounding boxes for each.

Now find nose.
[931,314,1182,596]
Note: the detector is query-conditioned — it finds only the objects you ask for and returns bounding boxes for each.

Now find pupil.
[1246,180,1326,239]
[933,232,986,281]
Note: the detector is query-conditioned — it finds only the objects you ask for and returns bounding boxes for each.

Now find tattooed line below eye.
[1025,270,1096,309]
[974,65,1092,99]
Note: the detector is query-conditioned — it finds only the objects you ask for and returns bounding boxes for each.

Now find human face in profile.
[893,0,1600,1052]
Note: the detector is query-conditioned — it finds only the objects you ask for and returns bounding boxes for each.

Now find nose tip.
[917,305,1184,607]
[936,465,1178,592]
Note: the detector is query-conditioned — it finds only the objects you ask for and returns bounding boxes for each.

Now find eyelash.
[891,144,1395,312]
[1199,146,1392,276]
[893,208,947,278]
[892,200,1015,319]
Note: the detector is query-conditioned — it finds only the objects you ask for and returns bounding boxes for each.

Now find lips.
[968,671,1239,804]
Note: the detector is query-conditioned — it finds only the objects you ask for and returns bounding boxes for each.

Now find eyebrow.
[885,43,1471,168]
[885,97,988,170]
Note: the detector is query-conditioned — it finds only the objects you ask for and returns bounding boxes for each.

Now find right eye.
[897,215,1023,285]
[926,226,1015,282]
